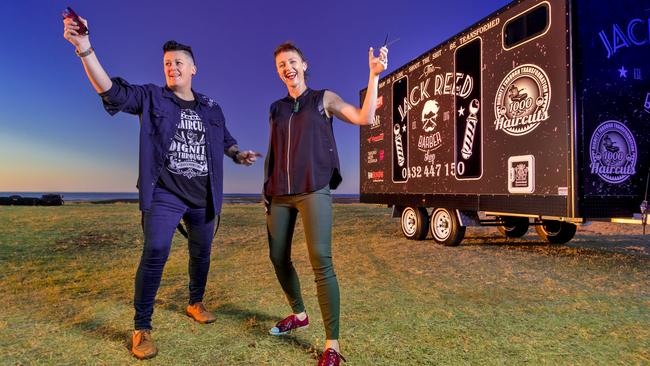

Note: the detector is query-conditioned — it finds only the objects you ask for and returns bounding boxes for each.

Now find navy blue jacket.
[100,77,237,216]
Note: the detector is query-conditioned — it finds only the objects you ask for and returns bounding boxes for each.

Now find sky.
[0,0,511,194]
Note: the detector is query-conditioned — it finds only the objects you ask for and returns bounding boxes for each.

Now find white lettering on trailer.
[418,133,442,151]
[598,17,649,59]
[420,64,441,80]
[433,73,473,98]
[398,73,475,122]
[408,61,422,73]
[424,151,436,164]
[398,79,431,122]
[459,18,500,45]
[645,92,650,113]
[370,115,381,129]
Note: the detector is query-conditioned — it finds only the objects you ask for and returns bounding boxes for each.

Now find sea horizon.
[0,191,360,203]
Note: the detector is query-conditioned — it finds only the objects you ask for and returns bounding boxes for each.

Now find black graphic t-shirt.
[157,96,209,208]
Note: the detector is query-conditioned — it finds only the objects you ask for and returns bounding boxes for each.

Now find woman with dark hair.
[264,42,388,365]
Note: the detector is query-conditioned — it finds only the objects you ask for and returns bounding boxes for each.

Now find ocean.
[0,192,360,204]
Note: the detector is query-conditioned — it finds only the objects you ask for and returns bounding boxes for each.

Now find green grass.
[0,203,648,365]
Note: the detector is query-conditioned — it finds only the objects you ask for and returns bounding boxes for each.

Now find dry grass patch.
[0,203,648,365]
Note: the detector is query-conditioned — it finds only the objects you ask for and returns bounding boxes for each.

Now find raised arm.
[63,16,112,93]
[324,46,388,125]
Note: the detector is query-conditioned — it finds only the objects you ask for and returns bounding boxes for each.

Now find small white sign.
[508,155,535,194]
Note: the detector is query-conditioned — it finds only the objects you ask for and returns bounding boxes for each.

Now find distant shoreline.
[0,192,360,204]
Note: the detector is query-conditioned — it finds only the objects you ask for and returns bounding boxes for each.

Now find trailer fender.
[391,205,405,218]
[457,210,480,227]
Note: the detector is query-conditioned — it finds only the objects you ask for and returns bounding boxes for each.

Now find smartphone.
[62,7,88,35]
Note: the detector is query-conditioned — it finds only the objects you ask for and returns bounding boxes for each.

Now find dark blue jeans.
[134,186,217,330]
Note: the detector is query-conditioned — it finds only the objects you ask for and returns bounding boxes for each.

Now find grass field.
[0,203,648,365]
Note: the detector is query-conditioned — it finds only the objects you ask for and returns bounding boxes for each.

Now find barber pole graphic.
[392,76,409,182]
[455,37,482,179]
[461,99,480,160]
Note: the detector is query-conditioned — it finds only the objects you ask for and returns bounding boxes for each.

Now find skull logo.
[186,130,199,145]
[421,99,439,133]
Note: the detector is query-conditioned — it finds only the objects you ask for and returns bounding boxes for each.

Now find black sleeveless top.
[264,88,342,197]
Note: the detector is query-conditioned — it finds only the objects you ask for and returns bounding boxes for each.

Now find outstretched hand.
[63,16,90,49]
[237,150,262,166]
[369,46,388,76]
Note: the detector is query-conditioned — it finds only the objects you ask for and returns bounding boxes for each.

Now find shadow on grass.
[72,318,132,351]
[68,302,318,355]
[456,235,650,261]
[218,303,319,357]
[154,289,318,354]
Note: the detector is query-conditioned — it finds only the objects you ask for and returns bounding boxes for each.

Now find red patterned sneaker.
[318,348,347,366]
[269,313,309,335]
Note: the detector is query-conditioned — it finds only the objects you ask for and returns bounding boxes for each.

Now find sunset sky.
[0,0,510,193]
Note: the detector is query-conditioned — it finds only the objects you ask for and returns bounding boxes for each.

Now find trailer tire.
[497,216,529,238]
[400,207,429,240]
[430,208,465,246]
[535,220,577,244]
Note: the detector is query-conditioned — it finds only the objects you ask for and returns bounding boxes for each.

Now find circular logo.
[589,120,637,184]
[494,64,551,136]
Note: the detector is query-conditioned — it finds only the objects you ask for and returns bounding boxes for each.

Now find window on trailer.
[504,3,550,49]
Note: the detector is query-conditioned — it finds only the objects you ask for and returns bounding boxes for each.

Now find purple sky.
[0,0,511,193]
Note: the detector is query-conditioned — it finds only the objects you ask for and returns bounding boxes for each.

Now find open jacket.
[100,77,237,217]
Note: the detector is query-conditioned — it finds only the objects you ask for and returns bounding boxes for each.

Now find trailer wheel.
[400,207,429,240]
[497,216,529,238]
[430,208,465,246]
[535,220,577,244]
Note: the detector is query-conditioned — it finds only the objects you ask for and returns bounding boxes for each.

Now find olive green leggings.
[267,185,339,339]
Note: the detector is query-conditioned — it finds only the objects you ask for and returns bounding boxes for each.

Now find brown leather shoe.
[186,302,217,324]
[131,329,158,360]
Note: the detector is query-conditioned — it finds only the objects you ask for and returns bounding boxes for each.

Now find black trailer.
[360,0,650,245]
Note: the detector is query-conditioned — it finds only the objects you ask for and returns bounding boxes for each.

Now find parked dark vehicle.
[40,194,65,206]
[360,0,650,245]
[0,194,64,206]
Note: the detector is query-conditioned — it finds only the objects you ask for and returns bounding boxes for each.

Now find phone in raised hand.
[62,7,88,35]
